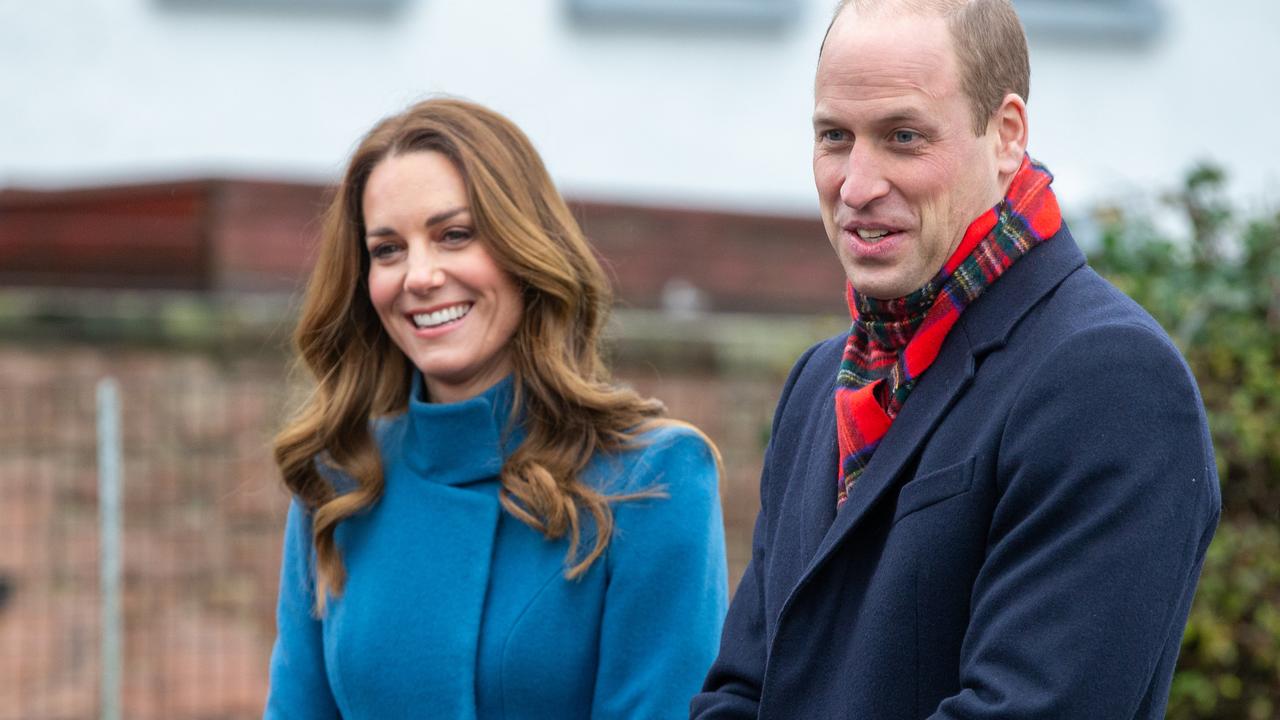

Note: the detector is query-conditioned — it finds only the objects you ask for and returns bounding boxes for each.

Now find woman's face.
[362,151,524,404]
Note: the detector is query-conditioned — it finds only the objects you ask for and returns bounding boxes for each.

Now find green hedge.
[1170,521,1280,719]
[1089,164,1280,718]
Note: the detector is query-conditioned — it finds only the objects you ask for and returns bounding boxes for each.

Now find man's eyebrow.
[812,110,840,127]
[874,110,933,127]
[812,108,936,129]
[364,206,469,239]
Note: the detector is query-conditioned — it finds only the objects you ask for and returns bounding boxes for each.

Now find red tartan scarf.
[835,156,1062,508]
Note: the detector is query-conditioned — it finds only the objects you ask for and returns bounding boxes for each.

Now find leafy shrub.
[1169,521,1280,720]
[1089,164,1280,718]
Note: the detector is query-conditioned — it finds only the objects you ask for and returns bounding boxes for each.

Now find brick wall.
[0,180,846,316]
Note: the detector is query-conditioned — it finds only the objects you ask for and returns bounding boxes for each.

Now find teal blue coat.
[265,376,728,719]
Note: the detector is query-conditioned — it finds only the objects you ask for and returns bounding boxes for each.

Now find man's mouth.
[854,228,895,244]
[410,302,472,329]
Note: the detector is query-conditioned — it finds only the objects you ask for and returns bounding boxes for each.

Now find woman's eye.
[440,228,473,246]
[368,242,400,260]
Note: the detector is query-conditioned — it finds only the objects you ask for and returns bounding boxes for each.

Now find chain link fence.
[0,341,783,719]
[0,349,292,720]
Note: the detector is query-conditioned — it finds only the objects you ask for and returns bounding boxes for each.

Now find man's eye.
[892,130,921,144]
[820,129,849,143]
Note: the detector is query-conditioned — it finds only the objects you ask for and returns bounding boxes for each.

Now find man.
[691,1,1220,718]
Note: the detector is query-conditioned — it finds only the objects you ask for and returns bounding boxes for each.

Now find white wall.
[2,0,1278,218]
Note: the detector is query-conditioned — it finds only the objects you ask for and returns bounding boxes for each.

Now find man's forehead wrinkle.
[854,67,948,99]
[817,57,957,104]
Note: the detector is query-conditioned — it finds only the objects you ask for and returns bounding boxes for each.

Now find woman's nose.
[403,245,445,294]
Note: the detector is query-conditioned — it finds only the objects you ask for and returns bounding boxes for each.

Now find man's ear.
[990,93,1028,176]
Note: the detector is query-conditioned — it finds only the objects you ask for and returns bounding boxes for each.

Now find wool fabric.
[835,156,1062,507]
[265,374,728,719]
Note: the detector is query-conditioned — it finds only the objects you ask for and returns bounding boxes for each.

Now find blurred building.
[2,0,1278,217]
[3,0,1277,304]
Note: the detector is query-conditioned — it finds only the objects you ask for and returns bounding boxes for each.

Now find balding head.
[820,0,1030,135]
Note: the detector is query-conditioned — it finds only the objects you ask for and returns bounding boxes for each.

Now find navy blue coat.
[692,231,1221,720]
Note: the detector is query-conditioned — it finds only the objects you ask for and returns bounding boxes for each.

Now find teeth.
[412,303,471,328]
[856,229,892,242]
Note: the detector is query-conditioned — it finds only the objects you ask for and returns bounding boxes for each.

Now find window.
[158,0,406,12]
[567,0,801,29]
[1014,0,1164,42]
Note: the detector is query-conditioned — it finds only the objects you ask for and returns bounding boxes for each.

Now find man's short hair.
[824,0,1030,135]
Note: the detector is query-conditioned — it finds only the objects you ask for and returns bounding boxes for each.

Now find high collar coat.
[692,230,1221,720]
[265,377,728,719]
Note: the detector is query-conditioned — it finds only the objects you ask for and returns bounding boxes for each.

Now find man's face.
[813,9,1005,299]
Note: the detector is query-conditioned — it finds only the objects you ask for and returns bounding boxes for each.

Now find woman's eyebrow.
[365,206,469,239]
[425,206,467,227]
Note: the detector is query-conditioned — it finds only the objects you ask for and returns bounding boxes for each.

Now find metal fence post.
[96,378,123,720]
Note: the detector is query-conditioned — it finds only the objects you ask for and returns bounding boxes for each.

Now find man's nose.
[840,145,890,209]
[404,245,445,294]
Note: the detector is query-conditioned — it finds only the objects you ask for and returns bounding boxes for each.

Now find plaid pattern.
[835,156,1061,507]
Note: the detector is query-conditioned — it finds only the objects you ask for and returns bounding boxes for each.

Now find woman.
[264,98,728,719]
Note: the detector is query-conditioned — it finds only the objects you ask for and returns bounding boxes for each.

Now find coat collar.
[398,372,522,486]
[960,225,1087,357]
[797,227,1086,585]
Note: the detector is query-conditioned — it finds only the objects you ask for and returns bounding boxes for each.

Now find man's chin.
[844,264,924,301]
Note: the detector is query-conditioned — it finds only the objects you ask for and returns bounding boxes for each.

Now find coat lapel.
[799,370,841,544]
[800,326,975,582]
[792,229,1088,590]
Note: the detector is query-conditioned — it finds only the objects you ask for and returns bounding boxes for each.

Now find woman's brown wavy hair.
[274,97,711,610]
